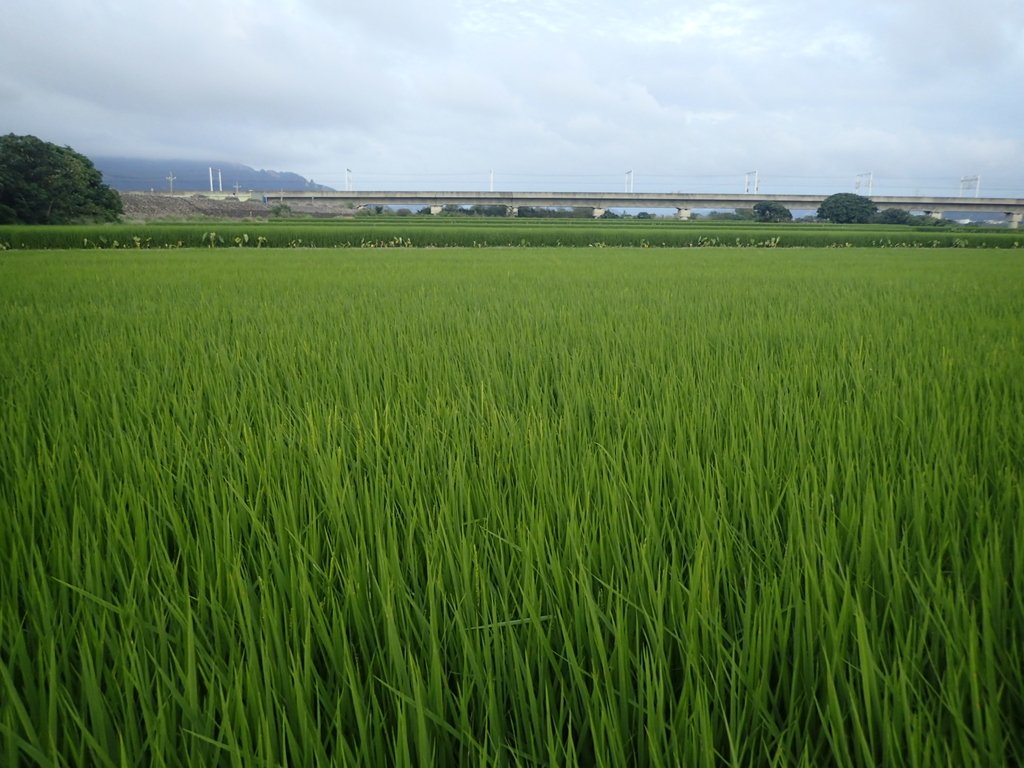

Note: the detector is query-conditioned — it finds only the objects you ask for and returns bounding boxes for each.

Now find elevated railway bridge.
[254,191,1024,227]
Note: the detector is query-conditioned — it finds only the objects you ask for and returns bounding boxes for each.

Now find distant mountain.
[90,157,334,193]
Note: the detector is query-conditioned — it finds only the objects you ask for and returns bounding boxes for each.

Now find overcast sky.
[3,0,1022,195]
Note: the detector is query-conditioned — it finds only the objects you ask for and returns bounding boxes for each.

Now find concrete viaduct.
[260,191,1024,228]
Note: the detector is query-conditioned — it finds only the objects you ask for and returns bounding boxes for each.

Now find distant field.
[2,248,1022,765]
[1,218,1022,250]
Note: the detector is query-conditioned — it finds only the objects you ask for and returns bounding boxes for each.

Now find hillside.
[92,157,333,193]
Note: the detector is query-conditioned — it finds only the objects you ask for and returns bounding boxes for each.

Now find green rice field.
[2,219,1022,250]
[1,247,1022,765]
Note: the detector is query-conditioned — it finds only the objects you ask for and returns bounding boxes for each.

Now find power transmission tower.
[167,173,176,194]
[744,171,759,194]
[854,172,873,196]
[960,175,981,197]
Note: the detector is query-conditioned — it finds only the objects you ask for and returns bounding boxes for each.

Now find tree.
[469,204,508,217]
[706,208,755,221]
[0,134,122,224]
[753,201,793,222]
[817,193,877,224]
[872,207,913,225]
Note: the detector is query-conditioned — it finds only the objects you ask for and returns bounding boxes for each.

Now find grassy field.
[2,218,1022,250]
[1,247,1022,766]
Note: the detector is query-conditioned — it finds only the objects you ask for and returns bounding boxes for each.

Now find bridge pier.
[508,206,519,217]
[676,207,692,220]
[1008,212,1022,229]
[430,205,443,216]
[923,210,944,222]
[592,207,606,218]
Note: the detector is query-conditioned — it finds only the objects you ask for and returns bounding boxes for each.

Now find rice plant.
[1,221,1021,250]
[1,247,1022,766]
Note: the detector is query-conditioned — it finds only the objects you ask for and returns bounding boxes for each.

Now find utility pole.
[625,170,634,193]
[167,173,176,194]
[209,167,214,192]
[346,169,353,192]
[490,170,494,192]
[218,169,223,193]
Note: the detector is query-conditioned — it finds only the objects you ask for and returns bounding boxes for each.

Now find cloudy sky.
[3,0,1022,195]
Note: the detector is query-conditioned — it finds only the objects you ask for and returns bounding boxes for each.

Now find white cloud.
[619,3,765,45]
[1,0,1021,194]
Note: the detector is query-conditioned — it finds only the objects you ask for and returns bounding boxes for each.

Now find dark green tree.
[0,134,122,224]
[817,193,877,224]
[469,204,509,217]
[872,207,913,225]
[706,208,755,221]
[753,201,793,222]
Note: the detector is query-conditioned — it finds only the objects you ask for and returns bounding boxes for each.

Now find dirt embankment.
[118,192,356,221]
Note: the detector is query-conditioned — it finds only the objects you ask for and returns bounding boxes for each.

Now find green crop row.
[1,222,1021,250]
